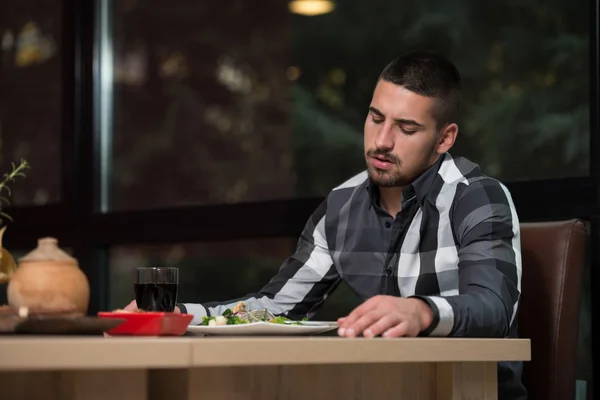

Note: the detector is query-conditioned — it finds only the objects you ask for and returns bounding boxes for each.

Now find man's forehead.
[371,81,435,122]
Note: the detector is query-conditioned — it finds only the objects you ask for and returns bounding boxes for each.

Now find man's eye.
[371,117,383,124]
[401,128,416,135]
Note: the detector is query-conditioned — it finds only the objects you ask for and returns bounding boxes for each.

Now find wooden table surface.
[0,336,531,400]
[0,336,531,370]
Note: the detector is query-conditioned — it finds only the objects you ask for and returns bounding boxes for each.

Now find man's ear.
[436,123,458,155]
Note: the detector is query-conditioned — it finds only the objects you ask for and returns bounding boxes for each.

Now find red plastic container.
[98,312,193,336]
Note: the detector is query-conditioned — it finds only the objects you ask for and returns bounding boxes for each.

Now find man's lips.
[370,156,395,170]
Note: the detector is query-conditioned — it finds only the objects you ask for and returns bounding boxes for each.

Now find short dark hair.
[379,51,462,129]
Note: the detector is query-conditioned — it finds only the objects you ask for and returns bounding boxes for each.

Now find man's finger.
[363,314,398,338]
[382,321,410,338]
[341,309,386,337]
[123,300,138,311]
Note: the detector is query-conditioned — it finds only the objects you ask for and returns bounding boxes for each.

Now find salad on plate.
[200,302,307,326]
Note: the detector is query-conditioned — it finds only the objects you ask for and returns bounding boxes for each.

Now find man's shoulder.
[441,155,518,230]
[439,153,512,199]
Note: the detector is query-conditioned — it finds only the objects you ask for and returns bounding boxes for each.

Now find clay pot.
[7,238,90,314]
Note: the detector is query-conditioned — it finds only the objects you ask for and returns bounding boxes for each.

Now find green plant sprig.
[0,159,30,226]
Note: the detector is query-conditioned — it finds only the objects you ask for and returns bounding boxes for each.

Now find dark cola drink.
[134,267,179,312]
[134,283,177,312]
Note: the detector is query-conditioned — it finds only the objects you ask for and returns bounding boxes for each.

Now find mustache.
[366,149,400,165]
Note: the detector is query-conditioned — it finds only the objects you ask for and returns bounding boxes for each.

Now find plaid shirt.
[181,152,526,399]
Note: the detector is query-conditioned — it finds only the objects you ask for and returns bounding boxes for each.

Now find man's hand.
[120,300,181,313]
[123,299,138,311]
[337,296,433,338]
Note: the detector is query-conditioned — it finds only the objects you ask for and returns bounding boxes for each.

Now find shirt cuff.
[410,295,454,337]
[179,303,209,325]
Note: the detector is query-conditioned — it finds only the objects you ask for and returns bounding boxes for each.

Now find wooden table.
[0,336,530,400]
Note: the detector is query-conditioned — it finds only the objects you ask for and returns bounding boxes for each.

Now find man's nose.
[374,125,394,151]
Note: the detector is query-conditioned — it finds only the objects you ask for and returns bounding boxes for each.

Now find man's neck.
[379,186,404,217]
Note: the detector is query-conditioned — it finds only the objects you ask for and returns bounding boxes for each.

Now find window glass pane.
[102,0,294,211]
[0,2,62,206]
[292,0,589,187]
[102,0,589,211]
[108,239,361,321]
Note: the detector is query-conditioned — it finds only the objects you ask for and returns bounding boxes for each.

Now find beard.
[365,149,410,187]
[367,169,408,187]
[367,165,411,187]
[365,142,438,188]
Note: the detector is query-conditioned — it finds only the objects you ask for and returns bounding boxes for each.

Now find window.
[108,239,362,319]
[0,2,63,206]
[98,0,295,211]
[98,0,590,212]
[291,0,589,184]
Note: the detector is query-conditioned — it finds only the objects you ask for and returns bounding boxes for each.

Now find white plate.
[186,321,338,336]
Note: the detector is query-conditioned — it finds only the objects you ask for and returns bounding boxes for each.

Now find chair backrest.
[518,219,587,400]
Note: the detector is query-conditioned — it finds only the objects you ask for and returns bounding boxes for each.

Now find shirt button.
[385,221,391,228]
[385,268,393,275]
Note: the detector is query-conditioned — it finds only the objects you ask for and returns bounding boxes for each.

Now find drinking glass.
[134,267,179,312]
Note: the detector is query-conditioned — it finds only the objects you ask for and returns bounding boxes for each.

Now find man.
[125,52,526,399]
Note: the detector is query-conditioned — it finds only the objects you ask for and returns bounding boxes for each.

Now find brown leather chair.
[518,219,587,400]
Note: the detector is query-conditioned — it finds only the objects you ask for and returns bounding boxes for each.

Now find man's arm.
[180,199,341,325]
[413,178,522,338]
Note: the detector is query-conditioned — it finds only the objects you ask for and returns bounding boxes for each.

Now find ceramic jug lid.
[20,237,77,264]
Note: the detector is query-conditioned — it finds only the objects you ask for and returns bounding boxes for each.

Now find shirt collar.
[366,153,446,208]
